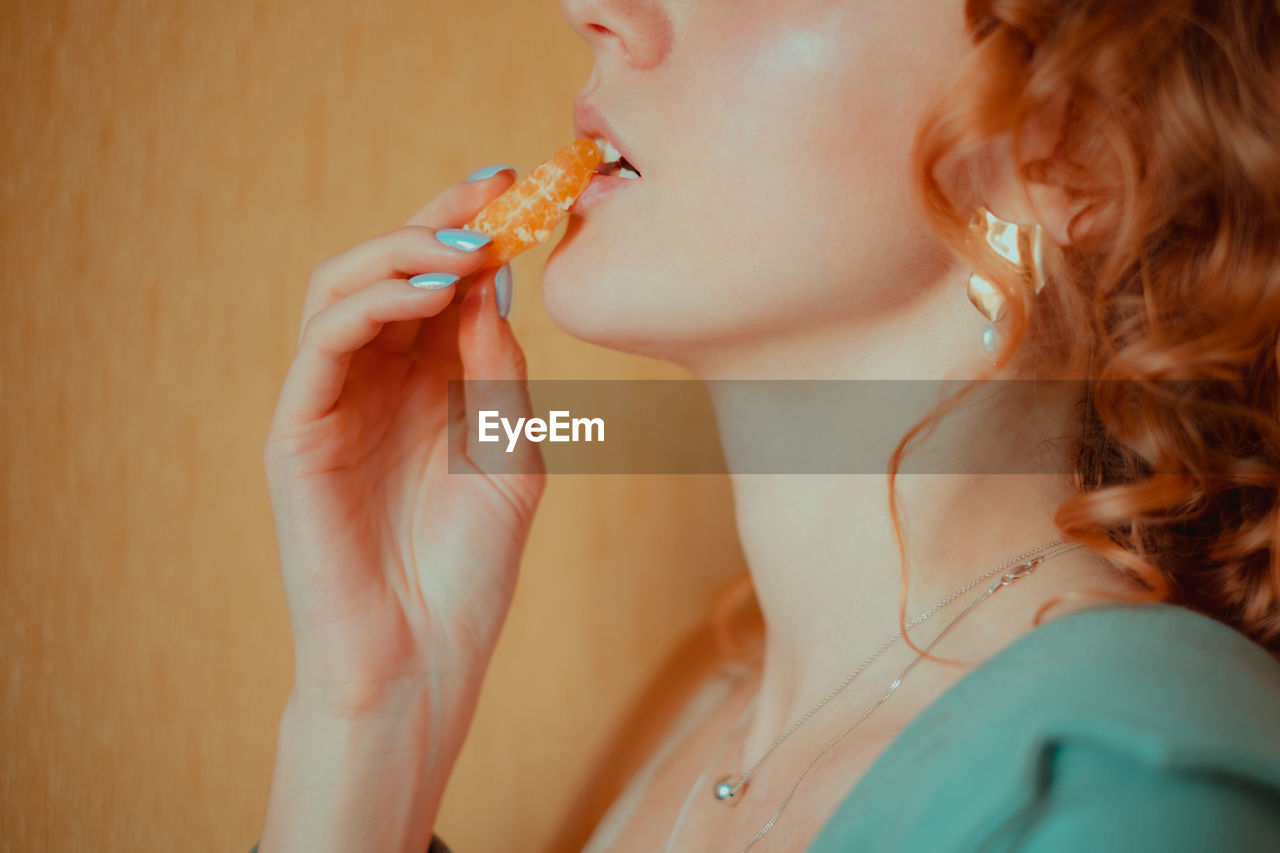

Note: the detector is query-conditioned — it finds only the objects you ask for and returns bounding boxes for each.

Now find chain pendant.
[713,775,745,804]
[661,541,1077,853]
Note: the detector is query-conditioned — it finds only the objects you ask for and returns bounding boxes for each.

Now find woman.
[256,1,1280,851]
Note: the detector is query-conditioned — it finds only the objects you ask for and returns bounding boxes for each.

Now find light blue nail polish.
[465,164,516,182]
[435,228,492,252]
[495,265,513,319]
[408,272,460,290]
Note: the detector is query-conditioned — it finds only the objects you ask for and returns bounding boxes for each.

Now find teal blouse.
[252,604,1280,852]
[805,603,1280,852]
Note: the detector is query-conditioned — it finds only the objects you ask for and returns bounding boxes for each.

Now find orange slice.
[464,138,601,267]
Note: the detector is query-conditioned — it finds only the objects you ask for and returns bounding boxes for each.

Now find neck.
[684,297,1120,765]
[721,471,1075,717]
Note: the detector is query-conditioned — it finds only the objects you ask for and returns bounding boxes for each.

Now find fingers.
[300,226,492,343]
[458,271,526,383]
[277,170,523,437]
[276,278,457,426]
[403,167,516,228]
[452,275,544,481]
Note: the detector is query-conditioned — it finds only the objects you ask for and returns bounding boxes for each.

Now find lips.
[572,98,644,214]
[574,98,643,179]
[592,138,642,179]
[570,173,638,214]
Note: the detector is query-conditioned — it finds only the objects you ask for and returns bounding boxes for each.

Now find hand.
[263,171,545,726]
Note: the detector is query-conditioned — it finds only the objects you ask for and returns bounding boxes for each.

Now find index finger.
[404,166,517,228]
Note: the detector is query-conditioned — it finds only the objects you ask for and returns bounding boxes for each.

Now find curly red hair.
[714,0,1280,661]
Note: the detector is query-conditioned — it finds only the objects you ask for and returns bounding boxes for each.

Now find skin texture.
[547,0,969,371]
[260,175,546,853]
[260,2,1138,852]
[545,2,1139,851]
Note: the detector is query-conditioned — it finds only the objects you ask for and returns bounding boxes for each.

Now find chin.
[541,219,695,362]
[541,213,814,368]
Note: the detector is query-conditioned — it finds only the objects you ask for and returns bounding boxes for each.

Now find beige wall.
[0,2,746,850]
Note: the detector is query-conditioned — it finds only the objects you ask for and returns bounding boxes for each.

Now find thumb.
[453,267,545,485]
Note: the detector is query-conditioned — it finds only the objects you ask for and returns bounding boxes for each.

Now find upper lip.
[573,97,641,175]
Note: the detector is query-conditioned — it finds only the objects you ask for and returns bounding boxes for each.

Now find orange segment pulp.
[464,138,601,267]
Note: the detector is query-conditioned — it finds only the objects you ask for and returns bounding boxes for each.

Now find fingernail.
[408,272,459,290]
[465,164,516,182]
[435,228,492,252]
[495,265,513,319]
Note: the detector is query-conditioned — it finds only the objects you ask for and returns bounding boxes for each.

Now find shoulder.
[807,603,1280,853]
[972,601,1280,768]
[989,733,1280,852]
[972,602,1280,769]
[976,603,1280,852]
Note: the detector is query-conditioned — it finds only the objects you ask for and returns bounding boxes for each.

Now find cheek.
[544,0,966,352]
[687,7,959,312]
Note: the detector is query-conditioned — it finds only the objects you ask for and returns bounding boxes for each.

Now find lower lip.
[570,173,641,214]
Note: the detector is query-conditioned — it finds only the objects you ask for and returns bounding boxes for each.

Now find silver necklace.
[661,539,1080,853]
[711,540,1072,805]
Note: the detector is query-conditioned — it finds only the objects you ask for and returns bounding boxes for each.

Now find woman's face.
[544,0,971,370]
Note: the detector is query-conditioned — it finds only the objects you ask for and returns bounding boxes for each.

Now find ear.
[972,92,1092,248]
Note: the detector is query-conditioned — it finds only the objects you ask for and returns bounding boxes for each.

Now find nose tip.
[560,0,673,70]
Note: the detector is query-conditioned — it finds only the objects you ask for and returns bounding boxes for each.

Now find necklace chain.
[725,539,1070,796]
[660,539,1081,853]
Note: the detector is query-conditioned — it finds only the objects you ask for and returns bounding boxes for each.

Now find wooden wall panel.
[0,2,746,850]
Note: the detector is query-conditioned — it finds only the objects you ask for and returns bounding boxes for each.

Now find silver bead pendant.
[981,321,1004,357]
[712,774,745,804]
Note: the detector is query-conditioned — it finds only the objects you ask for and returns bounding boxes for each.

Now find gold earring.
[967,208,1047,356]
